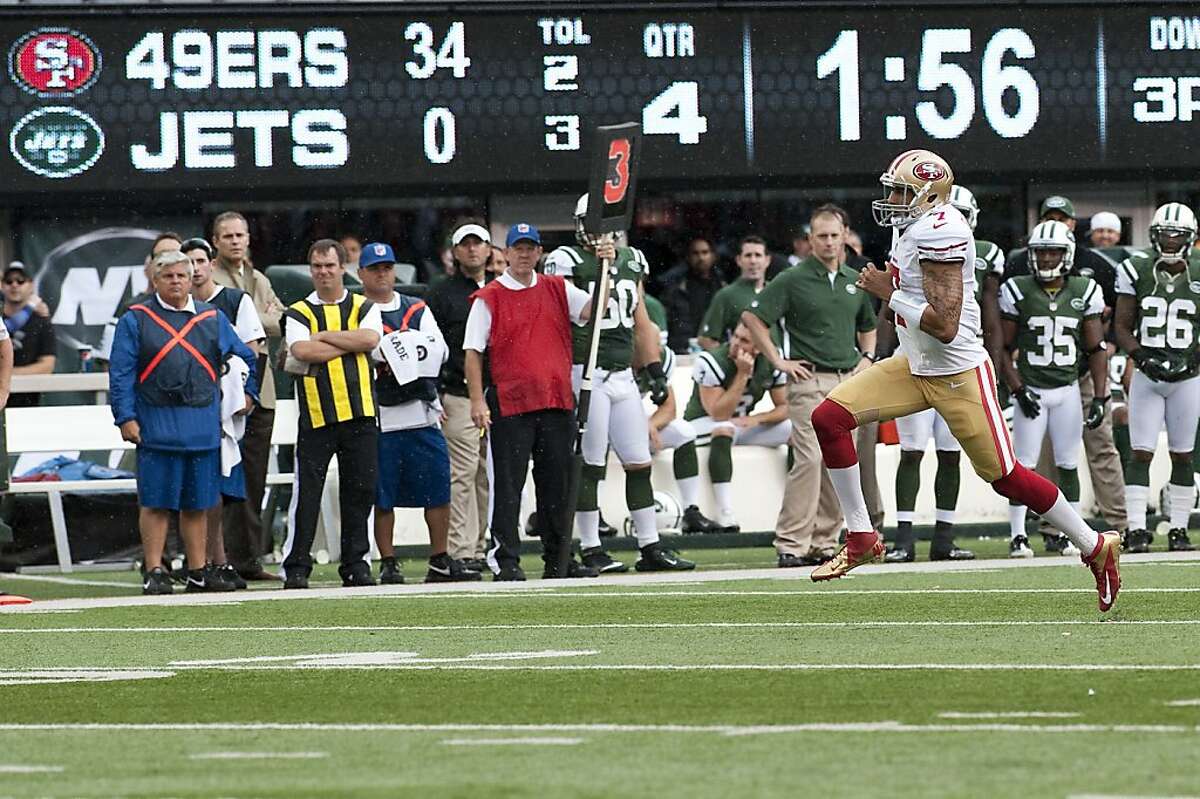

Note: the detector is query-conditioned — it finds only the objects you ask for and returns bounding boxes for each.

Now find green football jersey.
[683,344,785,421]
[1116,252,1200,377]
[974,240,1004,303]
[998,275,1104,388]
[544,244,646,371]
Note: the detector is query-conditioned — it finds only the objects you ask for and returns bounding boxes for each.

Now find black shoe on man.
[493,565,527,582]
[339,562,376,587]
[634,543,695,572]
[777,552,807,568]
[681,505,722,535]
[543,556,600,579]
[580,546,628,574]
[216,563,247,590]
[426,553,482,583]
[185,565,237,593]
[1122,529,1153,554]
[598,514,618,538]
[142,566,174,596]
[283,569,309,590]
[884,547,915,563]
[379,556,405,585]
[929,546,975,561]
[1167,528,1195,551]
[459,557,486,573]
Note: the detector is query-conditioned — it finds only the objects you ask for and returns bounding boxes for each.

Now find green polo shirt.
[749,256,874,370]
[699,278,763,343]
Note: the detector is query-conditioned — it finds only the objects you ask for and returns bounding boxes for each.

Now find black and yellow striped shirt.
[285,292,377,430]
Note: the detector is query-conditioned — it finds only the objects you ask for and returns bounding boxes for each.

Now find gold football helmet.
[872,149,955,228]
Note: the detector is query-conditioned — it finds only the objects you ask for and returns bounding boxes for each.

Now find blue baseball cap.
[505,223,541,247]
[359,242,396,268]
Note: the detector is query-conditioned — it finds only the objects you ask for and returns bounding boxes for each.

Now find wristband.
[645,361,665,380]
[888,290,930,330]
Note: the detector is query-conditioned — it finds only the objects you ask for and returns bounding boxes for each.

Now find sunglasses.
[3,277,28,285]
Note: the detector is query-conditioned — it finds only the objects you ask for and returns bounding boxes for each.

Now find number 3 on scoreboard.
[642,81,708,144]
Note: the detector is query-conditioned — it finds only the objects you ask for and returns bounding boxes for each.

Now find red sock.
[811,399,859,469]
[846,530,880,558]
[991,464,1058,515]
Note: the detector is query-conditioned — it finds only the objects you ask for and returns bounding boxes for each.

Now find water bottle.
[79,347,92,373]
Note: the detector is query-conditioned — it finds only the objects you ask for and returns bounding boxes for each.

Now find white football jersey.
[891,203,986,376]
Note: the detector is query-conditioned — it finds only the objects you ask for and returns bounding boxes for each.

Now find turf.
[1,550,1198,798]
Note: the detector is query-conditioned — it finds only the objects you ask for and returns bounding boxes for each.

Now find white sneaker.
[1009,534,1035,558]
[1060,536,1081,557]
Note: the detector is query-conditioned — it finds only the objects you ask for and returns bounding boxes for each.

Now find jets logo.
[845,284,858,295]
[1070,298,1086,311]
[9,28,101,97]
[912,162,946,182]
[10,107,105,178]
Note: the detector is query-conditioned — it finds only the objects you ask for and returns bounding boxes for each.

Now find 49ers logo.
[9,28,101,97]
[912,161,947,182]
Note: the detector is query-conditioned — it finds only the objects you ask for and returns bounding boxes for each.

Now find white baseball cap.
[451,224,491,246]
[1090,212,1121,234]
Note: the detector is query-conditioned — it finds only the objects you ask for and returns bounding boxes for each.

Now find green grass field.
[2,543,1198,799]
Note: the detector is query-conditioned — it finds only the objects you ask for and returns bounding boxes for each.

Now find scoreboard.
[3,4,1200,194]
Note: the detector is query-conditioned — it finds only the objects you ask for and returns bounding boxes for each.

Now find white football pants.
[895,407,961,453]
[1012,382,1082,469]
[572,365,652,467]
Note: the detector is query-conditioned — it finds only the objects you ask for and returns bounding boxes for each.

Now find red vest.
[473,274,574,417]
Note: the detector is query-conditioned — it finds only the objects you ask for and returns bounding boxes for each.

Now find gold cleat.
[1084,531,1121,612]
[811,532,885,582]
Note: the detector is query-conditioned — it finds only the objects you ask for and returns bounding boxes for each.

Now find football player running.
[885,185,1001,562]
[1114,203,1200,553]
[998,221,1108,558]
[806,149,1121,612]
[543,195,695,573]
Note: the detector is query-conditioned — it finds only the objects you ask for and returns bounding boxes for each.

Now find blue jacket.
[110,297,259,452]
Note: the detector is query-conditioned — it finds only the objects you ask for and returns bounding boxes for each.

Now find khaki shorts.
[826,354,1015,482]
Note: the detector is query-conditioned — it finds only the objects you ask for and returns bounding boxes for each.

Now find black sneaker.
[1123,529,1153,554]
[680,505,722,535]
[777,552,807,568]
[459,557,486,573]
[598,514,618,538]
[929,547,975,561]
[1168,528,1195,551]
[142,566,174,596]
[426,554,482,583]
[543,557,600,579]
[185,566,236,593]
[580,546,628,574]
[634,543,695,572]
[216,563,247,590]
[494,565,527,581]
[339,562,376,587]
[379,557,405,585]
[884,547,915,563]
[1009,534,1034,559]
[283,570,309,590]
[1043,533,1066,554]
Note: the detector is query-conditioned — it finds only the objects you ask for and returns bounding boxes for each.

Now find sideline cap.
[506,223,541,247]
[359,242,396,268]
[1090,212,1121,234]
[1040,195,1076,219]
[451,224,491,246]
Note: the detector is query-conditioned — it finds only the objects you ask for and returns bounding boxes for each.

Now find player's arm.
[874,304,898,359]
[632,283,661,368]
[745,385,789,428]
[980,273,1005,366]
[1113,294,1140,357]
[856,259,965,345]
[1083,316,1109,400]
[999,318,1024,392]
[648,386,677,432]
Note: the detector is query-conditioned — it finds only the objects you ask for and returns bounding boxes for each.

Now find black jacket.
[425,269,492,397]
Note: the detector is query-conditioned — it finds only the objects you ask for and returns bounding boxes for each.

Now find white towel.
[219,357,250,478]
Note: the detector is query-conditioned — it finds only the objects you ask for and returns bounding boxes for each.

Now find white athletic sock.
[712,482,734,518]
[1168,482,1194,529]
[677,475,701,509]
[577,510,601,550]
[896,510,915,524]
[630,506,659,547]
[1125,484,1149,531]
[828,463,873,533]
[1040,492,1099,556]
[935,508,956,525]
[1008,504,1027,539]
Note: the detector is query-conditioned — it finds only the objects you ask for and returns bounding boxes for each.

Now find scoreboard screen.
[1,5,1197,194]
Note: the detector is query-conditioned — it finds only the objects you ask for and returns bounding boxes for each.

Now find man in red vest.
[464,223,593,580]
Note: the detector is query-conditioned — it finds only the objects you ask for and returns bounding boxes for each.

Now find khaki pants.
[1036,377,1127,531]
[774,370,883,558]
[442,393,490,559]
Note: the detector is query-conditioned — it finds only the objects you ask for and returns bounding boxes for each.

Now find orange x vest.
[130,296,221,407]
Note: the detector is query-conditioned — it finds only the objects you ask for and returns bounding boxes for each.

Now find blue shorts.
[221,460,246,502]
[137,447,220,511]
[376,426,451,509]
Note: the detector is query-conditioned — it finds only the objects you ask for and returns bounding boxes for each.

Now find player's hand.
[1085,395,1109,429]
[239,393,254,415]
[856,262,894,302]
[648,426,663,453]
[734,349,755,375]
[641,362,669,406]
[1012,385,1041,419]
[731,415,756,429]
[594,238,617,262]
[119,420,142,445]
[777,359,814,382]
[470,397,491,431]
[1132,349,1171,382]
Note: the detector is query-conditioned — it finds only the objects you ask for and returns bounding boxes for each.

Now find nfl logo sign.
[9,28,101,98]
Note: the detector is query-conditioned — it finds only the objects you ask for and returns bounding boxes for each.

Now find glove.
[1131,349,1171,382]
[1085,395,1109,429]
[641,361,669,406]
[1012,385,1041,419]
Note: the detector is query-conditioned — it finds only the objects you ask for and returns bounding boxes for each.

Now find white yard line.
[3,619,1199,634]
[938,711,1081,719]
[1166,699,1200,707]
[1069,795,1200,799]
[0,721,1195,736]
[441,737,583,746]
[189,752,328,760]
[2,573,137,588]
[0,764,63,773]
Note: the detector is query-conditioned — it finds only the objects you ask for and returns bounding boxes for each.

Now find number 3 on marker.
[604,138,630,204]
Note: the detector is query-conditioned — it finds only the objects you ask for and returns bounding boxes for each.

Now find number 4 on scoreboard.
[642,81,708,144]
